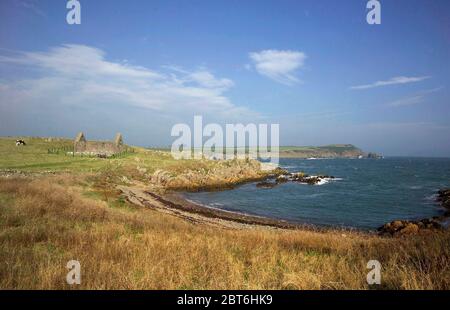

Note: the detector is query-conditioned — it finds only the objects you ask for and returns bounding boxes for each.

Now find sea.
[183,157,450,230]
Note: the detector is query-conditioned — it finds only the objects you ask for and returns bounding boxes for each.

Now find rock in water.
[437,189,450,210]
[256,181,278,189]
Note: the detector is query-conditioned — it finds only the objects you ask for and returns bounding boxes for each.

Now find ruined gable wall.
[74,133,125,156]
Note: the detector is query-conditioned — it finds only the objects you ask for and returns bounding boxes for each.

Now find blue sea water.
[183,157,450,230]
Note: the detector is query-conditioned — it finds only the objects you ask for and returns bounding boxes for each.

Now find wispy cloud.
[350,76,431,90]
[362,121,450,131]
[274,110,352,122]
[248,49,307,85]
[0,44,255,119]
[163,65,234,90]
[388,95,423,107]
[387,87,442,107]
[16,0,46,17]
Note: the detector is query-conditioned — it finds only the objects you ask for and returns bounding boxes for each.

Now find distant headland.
[279,144,382,159]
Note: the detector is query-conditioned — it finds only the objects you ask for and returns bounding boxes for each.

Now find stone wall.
[74,132,125,156]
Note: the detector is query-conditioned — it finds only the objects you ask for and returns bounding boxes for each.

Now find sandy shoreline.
[118,185,314,230]
[118,185,361,232]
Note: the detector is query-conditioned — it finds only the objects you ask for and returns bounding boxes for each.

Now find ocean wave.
[424,193,438,201]
[185,198,220,210]
[317,178,329,185]
[306,157,329,160]
[313,176,342,186]
[185,199,232,212]
[409,185,423,190]
[301,193,326,198]
[210,202,225,207]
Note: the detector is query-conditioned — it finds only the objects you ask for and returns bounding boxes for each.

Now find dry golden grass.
[1,176,449,290]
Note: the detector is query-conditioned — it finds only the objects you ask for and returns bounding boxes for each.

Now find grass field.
[0,136,173,173]
[0,137,271,192]
[0,137,449,289]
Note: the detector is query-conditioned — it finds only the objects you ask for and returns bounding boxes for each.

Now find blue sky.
[0,0,449,156]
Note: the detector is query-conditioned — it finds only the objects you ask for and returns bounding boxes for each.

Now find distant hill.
[279,144,366,158]
[147,144,377,159]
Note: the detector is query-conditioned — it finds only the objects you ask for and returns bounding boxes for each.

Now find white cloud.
[188,70,234,89]
[249,49,307,85]
[350,76,430,90]
[387,87,442,107]
[0,44,255,119]
[0,45,161,79]
[388,95,423,107]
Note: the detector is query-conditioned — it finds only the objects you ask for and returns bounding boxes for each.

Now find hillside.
[279,144,365,158]
[0,136,271,191]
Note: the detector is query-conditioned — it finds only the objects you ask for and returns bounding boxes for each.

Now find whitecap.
[409,185,423,190]
[316,178,329,185]
[424,193,438,201]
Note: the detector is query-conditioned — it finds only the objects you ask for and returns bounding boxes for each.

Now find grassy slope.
[0,136,173,172]
[0,137,449,289]
[0,137,270,192]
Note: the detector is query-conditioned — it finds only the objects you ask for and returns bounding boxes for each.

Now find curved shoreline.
[3,170,446,234]
[173,188,449,233]
[119,184,450,234]
[118,185,369,233]
[119,185,301,229]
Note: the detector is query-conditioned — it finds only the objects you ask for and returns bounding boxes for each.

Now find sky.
[0,0,449,156]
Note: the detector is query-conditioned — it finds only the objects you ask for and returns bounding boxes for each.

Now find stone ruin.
[74,132,125,157]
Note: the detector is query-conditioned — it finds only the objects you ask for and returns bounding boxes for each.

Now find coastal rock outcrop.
[366,152,383,159]
[437,189,450,213]
[257,172,337,189]
[378,188,450,236]
[151,159,266,191]
[276,172,335,185]
[378,219,441,236]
